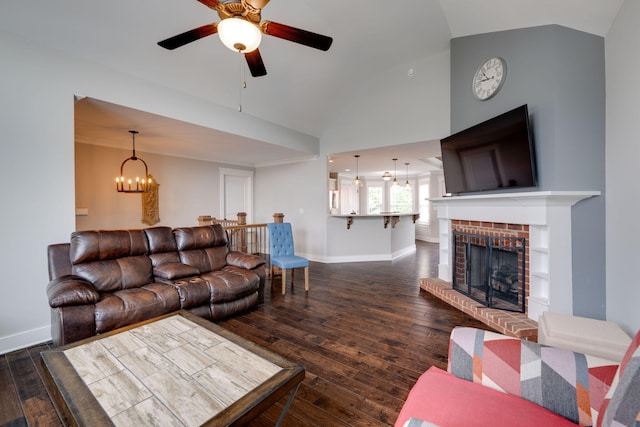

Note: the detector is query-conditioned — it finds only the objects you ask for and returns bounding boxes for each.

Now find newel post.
[236,212,247,252]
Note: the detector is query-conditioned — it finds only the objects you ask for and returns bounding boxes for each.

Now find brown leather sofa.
[46,224,265,346]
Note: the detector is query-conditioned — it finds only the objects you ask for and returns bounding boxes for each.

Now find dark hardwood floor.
[1,241,490,427]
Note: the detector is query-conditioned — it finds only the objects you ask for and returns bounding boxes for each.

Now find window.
[390,184,413,213]
[367,185,383,214]
[340,179,359,214]
[418,178,430,224]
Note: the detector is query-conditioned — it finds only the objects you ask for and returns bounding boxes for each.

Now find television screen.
[440,104,536,195]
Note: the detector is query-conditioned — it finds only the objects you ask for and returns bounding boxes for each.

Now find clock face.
[473,57,506,100]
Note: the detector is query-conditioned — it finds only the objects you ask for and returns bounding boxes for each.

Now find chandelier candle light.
[115,130,152,193]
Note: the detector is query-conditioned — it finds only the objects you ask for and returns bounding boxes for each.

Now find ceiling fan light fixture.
[217,17,262,53]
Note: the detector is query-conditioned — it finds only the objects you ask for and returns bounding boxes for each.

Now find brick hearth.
[421,277,538,341]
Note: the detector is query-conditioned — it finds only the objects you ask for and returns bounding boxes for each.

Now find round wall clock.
[472,57,506,100]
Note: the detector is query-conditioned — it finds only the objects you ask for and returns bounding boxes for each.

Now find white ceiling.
[1,0,624,177]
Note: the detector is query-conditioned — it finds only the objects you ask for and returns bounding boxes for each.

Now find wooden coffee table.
[41,311,304,426]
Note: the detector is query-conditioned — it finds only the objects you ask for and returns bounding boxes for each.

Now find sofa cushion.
[173,225,227,251]
[144,226,178,253]
[73,256,154,292]
[70,230,148,264]
[598,330,640,427]
[174,225,229,273]
[395,366,578,427]
[448,327,619,426]
[70,230,153,292]
[94,283,180,333]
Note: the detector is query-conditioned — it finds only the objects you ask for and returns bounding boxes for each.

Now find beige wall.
[75,143,252,230]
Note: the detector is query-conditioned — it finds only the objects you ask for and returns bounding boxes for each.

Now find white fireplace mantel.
[430,190,600,321]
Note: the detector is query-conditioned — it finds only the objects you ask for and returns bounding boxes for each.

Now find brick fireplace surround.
[421,191,599,340]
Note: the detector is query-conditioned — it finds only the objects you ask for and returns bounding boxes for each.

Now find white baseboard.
[0,325,51,355]
[319,244,416,264]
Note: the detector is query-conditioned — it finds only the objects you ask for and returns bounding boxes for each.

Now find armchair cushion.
[598,330,640,427]
[448,327,619,426]
[395,366,578,427]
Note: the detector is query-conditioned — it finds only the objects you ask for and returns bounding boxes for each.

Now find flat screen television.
[440,104,537,195]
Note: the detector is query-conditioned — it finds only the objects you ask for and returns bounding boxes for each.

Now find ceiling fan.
[158,0,333,77]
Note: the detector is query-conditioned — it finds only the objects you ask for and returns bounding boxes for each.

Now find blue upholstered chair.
[267,222,309,295]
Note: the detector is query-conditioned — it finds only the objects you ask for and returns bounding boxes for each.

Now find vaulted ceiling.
[1,0,624,176]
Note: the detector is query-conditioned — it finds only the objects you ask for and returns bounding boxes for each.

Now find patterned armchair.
[396,327,640,427]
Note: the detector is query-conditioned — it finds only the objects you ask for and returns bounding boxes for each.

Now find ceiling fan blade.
[244,0,269,9]
[261,21,333,51]
[197,0,219,8]
[245,49,267,77]
[158,23,218,50]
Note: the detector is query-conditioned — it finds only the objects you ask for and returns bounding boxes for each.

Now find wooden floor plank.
[1,241,491,426]
[0,355,26,426]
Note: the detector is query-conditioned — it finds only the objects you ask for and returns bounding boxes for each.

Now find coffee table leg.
[275,383,301,427]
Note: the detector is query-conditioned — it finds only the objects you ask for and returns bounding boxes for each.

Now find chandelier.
[115,130,152,193]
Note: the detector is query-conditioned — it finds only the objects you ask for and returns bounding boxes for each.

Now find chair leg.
[304,266,309,292]
[281,268,286,295]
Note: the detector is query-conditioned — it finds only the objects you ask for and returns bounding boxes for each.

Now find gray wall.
[450,25,606,319]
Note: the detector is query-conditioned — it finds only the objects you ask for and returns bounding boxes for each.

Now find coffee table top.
[41,311,304,426]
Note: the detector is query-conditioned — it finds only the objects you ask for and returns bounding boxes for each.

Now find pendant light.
[392,158,398,185]
[115,130,153,193]
[354,154,362,186]
[405,162,411,188]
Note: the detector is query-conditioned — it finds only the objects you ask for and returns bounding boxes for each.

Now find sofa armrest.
[447,327,619,426]
[47,275,99,307]
[226,251,265,270]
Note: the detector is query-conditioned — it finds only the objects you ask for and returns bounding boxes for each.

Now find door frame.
[219,168,254,223]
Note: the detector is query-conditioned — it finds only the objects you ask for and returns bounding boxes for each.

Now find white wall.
[605,0,640,335]
[321,51,451,154]
[318,51,451,259]
[0,32,318,354]
[254,51,451,263]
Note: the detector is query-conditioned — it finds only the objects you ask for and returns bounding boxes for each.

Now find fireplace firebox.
[453,230,526,313]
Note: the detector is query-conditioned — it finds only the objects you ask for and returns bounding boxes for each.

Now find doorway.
[220,168,254,222]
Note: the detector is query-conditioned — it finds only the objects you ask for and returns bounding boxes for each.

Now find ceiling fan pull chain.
[238,51,244,112]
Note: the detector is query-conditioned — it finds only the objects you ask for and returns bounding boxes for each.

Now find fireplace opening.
[453,230,526,313]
